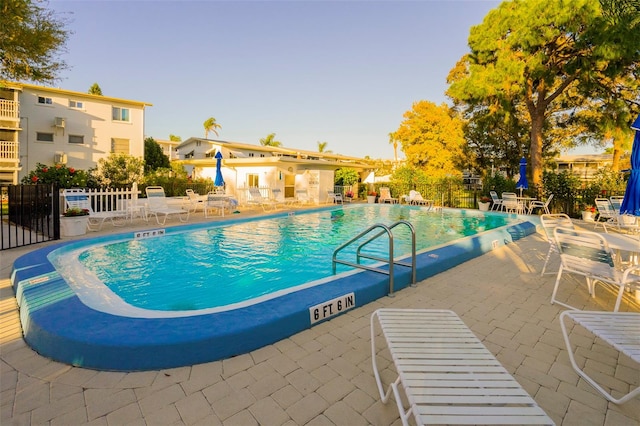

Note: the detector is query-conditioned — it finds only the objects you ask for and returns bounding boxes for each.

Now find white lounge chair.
[145,186,190,225]
[62,188,128,231]
[551,226,640,312]
[378,187,398,204]
[184,189,205,213]
[371,309,554,426]
[560,311,639,404]
[247,187,280,211]
[539,214,574,276]
[609,196,624,211]
[528,193,554,214]
[294,189,313,206]
[271,188,295,205]
[408,190,432,209]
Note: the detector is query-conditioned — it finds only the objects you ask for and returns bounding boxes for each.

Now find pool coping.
[11,207,539,371]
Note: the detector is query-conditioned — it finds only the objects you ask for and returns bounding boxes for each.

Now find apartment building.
[0,82,151,184]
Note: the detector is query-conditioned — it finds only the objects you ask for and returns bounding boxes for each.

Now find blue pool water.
[51,205,516,312]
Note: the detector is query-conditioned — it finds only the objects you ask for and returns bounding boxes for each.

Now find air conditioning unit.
[54,117,65,128]
[54,152,67,164]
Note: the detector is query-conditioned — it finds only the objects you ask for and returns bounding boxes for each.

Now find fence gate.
[1,184,60,250]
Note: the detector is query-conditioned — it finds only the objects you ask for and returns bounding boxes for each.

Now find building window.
[248,153,254,157]
[68,134,84,144]
[37,96,53,105]
[69,100,84,109]
[247,174,259,187]
[36,132,54,142]
[112,107,130,122]
[111,138,130,153]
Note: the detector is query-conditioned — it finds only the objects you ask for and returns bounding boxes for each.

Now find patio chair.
[594,198,618,232]
[145,186,190,225]
[62,188,128,231]
[540,214,574,276]
[408,190,433,209]
[378,187,398,204]
[528,193,554,214]
[610,196,624,211]
[560,311,639,404]
[247,187,280,211]
[551,226,640,312]
[489,190,503,211]
[184,189,205,213]
[271,188,295,205]
[327,191,343,204]
[204,192,228,218]
[502,192,524,214]
[295,189,313,205]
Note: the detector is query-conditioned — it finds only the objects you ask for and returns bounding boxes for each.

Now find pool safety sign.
[309,292,355,324]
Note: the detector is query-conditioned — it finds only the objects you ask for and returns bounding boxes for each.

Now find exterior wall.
[16,85,148,181]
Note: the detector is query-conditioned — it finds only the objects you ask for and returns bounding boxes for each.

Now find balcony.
[0,140,19,162]
[0,99,19,121]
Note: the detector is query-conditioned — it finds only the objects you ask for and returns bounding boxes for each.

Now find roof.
[555,153,613,163]
[2,81,152,107]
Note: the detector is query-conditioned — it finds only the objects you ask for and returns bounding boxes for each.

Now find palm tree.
[388,132,399,164]
[317,141,332,153]
[203,117,221,139]
[259,133,282,147]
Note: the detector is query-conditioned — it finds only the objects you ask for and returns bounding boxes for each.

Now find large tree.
[394,101,466,178]
[144,137,170,172]
[447,0,640,186]
[0,0,70,83]
[203,117,221,139]
[88,82,102,95]
[259,133,282,147]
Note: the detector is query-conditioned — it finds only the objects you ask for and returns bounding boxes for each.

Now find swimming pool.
[50,205,515,315]
[12,205,538,371]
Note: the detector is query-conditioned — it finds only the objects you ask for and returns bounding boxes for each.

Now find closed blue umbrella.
[214,151,225,187]
[516,157,528,196]
[620,114,640,216]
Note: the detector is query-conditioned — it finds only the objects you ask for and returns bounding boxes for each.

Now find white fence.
[61,186,141,213]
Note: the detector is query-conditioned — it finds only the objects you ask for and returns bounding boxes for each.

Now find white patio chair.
[489,190,503,211]
[594,198,618,232]
[551,226,640,312]
[502,192,524,213]
[204,192,228,218]
[145,186,190,225]
[184,189,205,213]
[295,189,313,206]
[540,213,574,276]
[609,196,624,211]
[327,191,343,204]
[62,188,128,231]
[528,193,554,214]
[271,188,295,205]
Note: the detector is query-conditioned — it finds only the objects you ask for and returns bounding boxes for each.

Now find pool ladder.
[332,220,416,296]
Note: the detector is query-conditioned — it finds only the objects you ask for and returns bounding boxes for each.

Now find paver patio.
[1,210,638,425]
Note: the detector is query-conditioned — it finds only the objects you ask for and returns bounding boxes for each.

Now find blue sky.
[50,0,501,159]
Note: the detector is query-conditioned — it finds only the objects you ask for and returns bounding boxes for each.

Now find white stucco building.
[0,82,151,184]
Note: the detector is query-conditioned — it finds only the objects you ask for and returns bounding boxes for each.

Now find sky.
[49,0,502,160]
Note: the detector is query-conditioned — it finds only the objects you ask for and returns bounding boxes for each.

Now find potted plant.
[367,191,377,204]
[478,196,491,211]
[344,190,354,202]
[580,204,596,222]
[61,207,90,236]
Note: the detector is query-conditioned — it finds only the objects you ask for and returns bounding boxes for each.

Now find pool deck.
[1,208,639,425]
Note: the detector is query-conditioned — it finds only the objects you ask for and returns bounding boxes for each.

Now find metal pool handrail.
[332,220,416,296]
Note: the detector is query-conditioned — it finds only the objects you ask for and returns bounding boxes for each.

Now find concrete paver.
[1,212,639,425]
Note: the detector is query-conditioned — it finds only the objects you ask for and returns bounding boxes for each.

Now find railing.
[332,220,416,296]
[0,140,19,161]
[1,184,59,250]
[0,99,19,120]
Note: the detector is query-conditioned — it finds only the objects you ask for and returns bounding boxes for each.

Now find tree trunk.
[530,112,545,187]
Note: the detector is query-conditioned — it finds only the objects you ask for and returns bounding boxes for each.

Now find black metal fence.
[1,184,60,250]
